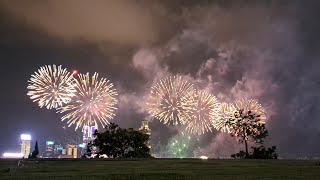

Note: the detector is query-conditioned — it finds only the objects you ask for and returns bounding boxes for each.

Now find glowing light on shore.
[3,153,24,158]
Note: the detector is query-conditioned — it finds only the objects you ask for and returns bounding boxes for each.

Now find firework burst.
[27,65,76,109]
[147,76,195,125]
[214,98,266,133]
[57,72,118,130]
[185,90,220,135]
[167,132,199,158]
[213,102,237,133]
[233,98,266,124]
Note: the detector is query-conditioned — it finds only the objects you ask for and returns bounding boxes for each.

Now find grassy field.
[0,158,320,180]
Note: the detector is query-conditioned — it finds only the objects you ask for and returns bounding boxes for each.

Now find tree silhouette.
[30,140,39,158]
[231,145,278,159]
[250,145,278,159]
[92,123,151,158]
[226,109,268,158]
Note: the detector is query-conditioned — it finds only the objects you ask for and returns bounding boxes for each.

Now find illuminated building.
[44,141,54,157]
[62,149,66,155]
[54,144,63,156]
[46,141,54,151]
[78,143,86,157]
[20,134,31,158]
[67,144,78,158]
[83,125,96,144]
[139,120,151,149]
[80,125,97,157]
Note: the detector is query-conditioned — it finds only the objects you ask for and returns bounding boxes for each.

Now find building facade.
[139,120,151,149]
[44,141,55,158]
[83,125,96,144]
[54,144,63,156]
[20,134,31,158]
[67,144,78,158]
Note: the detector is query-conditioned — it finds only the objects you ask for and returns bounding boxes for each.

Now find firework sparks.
[167,132,199,158]
[27,65,76,109]
[147,76,195,125]
[57,72,118,130]
[233,98,266,124]
[185,90,220,135]
[214,98,266,133]
[213,102,237,133]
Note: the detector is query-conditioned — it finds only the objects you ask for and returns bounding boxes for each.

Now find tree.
[231,146,278,159]
[30,141,39,158]
[226,109,268,158]
[250,145,278,159]
[92,123,152,158]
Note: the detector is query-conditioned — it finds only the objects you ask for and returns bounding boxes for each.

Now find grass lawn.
[0,158,319,180]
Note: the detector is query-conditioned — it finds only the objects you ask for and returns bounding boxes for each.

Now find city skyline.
[3,121,150,158]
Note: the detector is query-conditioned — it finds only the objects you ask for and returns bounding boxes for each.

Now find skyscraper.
[139,120,151,149]
[83,125,96,144]
[46,141,54,151]
[20,134,31,158]
[44,141,55,158]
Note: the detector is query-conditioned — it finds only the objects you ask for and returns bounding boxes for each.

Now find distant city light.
[79,143,86,148]
[3,152,24,158]
[20,134,31,141]
[199,156,208,160]
[46,141,55,145]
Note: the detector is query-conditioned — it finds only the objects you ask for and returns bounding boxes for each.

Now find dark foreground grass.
[0,159,319,180]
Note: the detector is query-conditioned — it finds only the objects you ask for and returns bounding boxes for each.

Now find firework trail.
[185,90,220,135]
[57,72,118,130]
[147,76,195,125]
[27,65,76,109]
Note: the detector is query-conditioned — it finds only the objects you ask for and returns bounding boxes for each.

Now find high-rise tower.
[20,134,31,158]
[83,125,96,144]
[139,120,151,149]
[45,141,55,157]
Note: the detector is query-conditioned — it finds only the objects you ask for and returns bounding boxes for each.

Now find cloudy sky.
[0,0,319,158]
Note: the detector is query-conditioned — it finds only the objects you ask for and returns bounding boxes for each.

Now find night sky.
[1,0,320,158]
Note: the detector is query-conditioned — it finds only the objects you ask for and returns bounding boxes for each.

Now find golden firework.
[213,102,237,133]
[214,98,266,133]
[147,76,195,125]
[27,65,76,109]
[185,90,220,135]
[57,72,118,130]
[233,98,266,124]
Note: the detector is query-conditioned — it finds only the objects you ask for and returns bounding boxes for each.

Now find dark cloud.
[0,0,319,158]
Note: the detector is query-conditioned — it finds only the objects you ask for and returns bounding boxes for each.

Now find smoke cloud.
[125,2,319,158]
[0,0,162,46]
